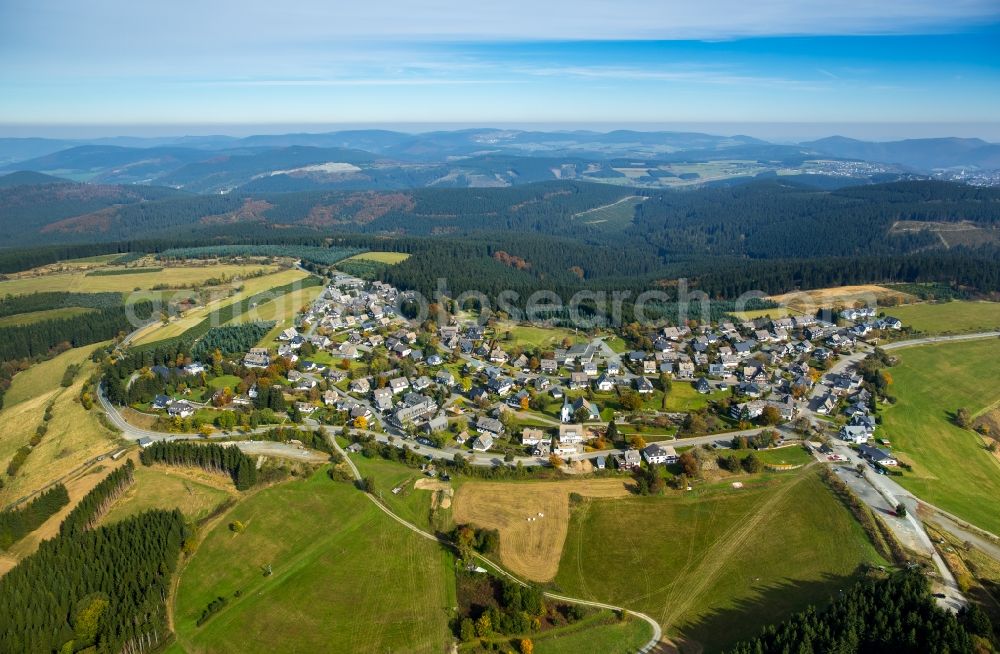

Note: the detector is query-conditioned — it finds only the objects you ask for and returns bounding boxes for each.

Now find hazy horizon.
[1,122,999,144]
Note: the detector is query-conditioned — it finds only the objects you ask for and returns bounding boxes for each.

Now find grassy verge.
[881,339,1000,534]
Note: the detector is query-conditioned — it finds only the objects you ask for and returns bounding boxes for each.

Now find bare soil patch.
[414,478,454,509]
[452,478,632,582]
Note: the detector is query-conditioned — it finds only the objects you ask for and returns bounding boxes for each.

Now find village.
[134,270,910,475]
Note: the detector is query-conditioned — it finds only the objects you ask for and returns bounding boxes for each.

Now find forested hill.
[2,178,998,252]
[0,180,633,244]
[632,179,1000,258]
[0,180,187,242]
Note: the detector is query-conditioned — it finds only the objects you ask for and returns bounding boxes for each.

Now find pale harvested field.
[1,345,98,408]
[0,263,277,297]
[769,284,914,312]
[254,284,325,347]
[341,251,411,264]
[0,352,120,507]
[131,268,310,345]
[452,478,633,581]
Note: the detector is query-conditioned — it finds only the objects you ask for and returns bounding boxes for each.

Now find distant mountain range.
[0,129,996,194]
[802,136,1000,171]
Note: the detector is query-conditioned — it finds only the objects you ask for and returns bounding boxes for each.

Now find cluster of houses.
[142,261,914,468]
[151,395,196,418]
[839,307,902,338]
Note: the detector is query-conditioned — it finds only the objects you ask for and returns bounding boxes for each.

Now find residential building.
[642,443,679,465]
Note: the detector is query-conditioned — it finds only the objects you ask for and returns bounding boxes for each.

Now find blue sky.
[1,0,999,139]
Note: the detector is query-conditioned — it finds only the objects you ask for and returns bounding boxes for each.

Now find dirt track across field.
[452,478,632,582]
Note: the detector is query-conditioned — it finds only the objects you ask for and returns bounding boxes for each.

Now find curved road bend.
[96,328,996,646]
[329,435,665,653]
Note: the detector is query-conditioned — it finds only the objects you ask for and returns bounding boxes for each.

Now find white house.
[642,443,678,465]
[558,424,585,444]
[521,428,546,447]
[472,433,494,451]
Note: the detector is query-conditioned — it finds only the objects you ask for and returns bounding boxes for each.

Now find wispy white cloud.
[202,78,512,87]
[3,0,998,55]
[510,64,830,91]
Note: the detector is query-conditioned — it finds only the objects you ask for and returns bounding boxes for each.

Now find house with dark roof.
[859,443,897,466]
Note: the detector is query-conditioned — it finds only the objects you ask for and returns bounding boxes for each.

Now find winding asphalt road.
[98,323,998,638]
[803,330,1000,611]
[97,382,327,462]
[329,433,665,653]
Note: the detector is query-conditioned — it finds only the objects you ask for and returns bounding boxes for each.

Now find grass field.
[881,339,1000,534]
[547,383,724,422]
[1,345,96,408]
[554,468,885,651]
[498,323,587,349]
[531,613,652,654]
[600,335,629,353]
[452,478,634,582]
[0,344,119,507]
[754,446,814,468]
[886,301,1000,335]
[340,251,410,264]
[130,268,310,346]
[59,253,128,266]
[464,610,652,654]
[172,470,455,654]
[0,307,96,327]
[351,455,443,532]
[103,465,237,525]
[0,263,277,297]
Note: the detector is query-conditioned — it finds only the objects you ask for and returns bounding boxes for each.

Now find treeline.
[0,300,154,363]
[687,248,1000,298]
[725,570,985,654]
[0,460,185,654]
[257,426,333,455]
[0,291,126,317]
[139,441,257,490]
[157,244,363,265]
[0,510,184,653]
[60,461,135,536]
[0,229,347,274]
[85,266,163,276]
[190,322,274,360]
[0,483,69,549]
[382,236,1000,308]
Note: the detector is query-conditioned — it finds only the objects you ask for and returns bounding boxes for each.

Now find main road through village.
[96,326,1000,639]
